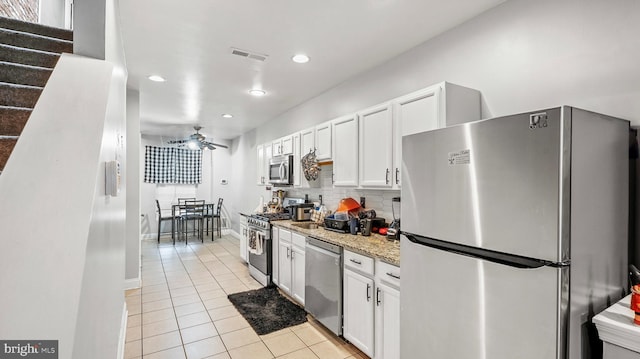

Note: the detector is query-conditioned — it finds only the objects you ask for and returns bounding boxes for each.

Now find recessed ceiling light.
[292,54,310,64]
[222,113,233,118]
[249,89,266,97]
[148,75,165,82]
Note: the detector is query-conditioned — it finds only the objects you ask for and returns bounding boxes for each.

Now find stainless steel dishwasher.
[305,236,343,336]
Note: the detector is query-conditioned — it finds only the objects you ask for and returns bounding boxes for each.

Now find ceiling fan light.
[187,140,200,150]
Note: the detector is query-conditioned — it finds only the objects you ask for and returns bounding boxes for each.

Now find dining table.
[171,202,216,241]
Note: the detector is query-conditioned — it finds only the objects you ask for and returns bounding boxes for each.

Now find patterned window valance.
[144,146,202,184]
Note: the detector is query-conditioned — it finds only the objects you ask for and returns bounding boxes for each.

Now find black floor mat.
[227,286,307,335]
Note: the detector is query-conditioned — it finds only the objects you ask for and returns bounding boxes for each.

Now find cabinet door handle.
[376,287,381,306]
[291,250,295,259]
[332,173,335,184]
[350,258,362,265]
[386,168,390,184]
[287,248,290,258]
[366,283,371,302]
[386,272,401,280]
[395,168,400,184]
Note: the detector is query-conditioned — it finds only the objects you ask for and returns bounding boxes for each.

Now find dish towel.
[248,231,264,255]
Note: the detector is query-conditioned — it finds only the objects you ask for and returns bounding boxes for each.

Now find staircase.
[0,16,72,172]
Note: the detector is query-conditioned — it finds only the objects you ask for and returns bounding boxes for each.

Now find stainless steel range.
[246,212,290,286]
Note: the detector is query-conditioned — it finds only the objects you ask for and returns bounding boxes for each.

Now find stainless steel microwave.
[269,155,293,185]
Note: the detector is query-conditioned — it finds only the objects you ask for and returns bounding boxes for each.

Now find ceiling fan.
[167,126,228,150]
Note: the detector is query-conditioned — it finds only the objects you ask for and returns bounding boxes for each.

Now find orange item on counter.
[632,285,640,325]
[336,198,360,213]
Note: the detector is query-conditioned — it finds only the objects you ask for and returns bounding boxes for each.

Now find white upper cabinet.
[332,115,358,187]
[281,136,294,155]
[315,121,332,161]
[392,82,480,187]
[256,144,265,185]
[272,140,283,157]
[256,82,478,189]
[263,143,272,184]
[359,103,393,188]
[292,133,301,187]
[272,135,294,156]
[300,127,315,157]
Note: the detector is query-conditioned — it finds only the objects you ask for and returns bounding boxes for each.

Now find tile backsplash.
[286,164,400,223]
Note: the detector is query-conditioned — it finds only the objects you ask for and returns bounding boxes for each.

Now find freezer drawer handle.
[349,259,362,265]
[386,272,400,280]
[404,233,570,269]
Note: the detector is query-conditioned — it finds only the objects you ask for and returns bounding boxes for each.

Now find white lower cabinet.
[239,215,249,263]
[344,268,375,357]
[374,260,401,359]
[291,243,305,305]
[272,226,279,285]
[278,241,291,293]
[239,221,248,263]
[344,251,375,357]
[344,250,401,359]
[276,228,305,306]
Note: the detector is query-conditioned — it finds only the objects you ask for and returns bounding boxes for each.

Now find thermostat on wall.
[106,160,121,196]
[220,179,228,185]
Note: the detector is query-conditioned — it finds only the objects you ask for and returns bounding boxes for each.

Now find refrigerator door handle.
[404,233,570,269]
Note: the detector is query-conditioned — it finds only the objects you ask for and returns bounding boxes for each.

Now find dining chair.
[205,198,223,240]
[178,197,196,204]
[156,200,178,243]
[179,200,205,244]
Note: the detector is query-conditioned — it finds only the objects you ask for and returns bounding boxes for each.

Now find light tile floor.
[124,235,368,359]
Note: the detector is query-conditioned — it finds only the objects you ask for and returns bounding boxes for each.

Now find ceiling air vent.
[230,47,268,62]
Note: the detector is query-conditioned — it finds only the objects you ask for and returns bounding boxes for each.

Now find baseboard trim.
[230,230,241,240]
[124,277,141,290]
[142,233,156,240]
[117,302,128,359]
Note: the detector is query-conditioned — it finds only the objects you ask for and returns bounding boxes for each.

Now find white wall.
[39,0,64,28]
[71,0,128,358]
[140,135,233,239]
[0,53,115,358]
[228,0,640,233]
[125,89,141,287]
[73,0,105,59]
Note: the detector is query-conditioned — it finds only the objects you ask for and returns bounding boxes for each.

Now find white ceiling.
[120,0,506,141]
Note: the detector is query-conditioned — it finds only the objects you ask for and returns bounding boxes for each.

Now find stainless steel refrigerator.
[401,106,629,359]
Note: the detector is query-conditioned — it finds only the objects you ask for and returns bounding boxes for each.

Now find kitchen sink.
[291,222,319,229]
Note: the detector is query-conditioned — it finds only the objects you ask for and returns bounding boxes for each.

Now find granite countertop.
[272,220,400,266]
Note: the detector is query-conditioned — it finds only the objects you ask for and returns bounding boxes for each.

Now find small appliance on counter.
[291,203,314,221]
[387,197,401,240]
[324,216,350,233]
[282,197,313,221]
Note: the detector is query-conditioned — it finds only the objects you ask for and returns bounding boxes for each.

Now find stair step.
[0,82,42,108]
[0,62,53,87]
[0,44,60,68]
[0,28,73,54]
[0,16,72,41]
[0,137,17,171]
[0,106,31,136]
